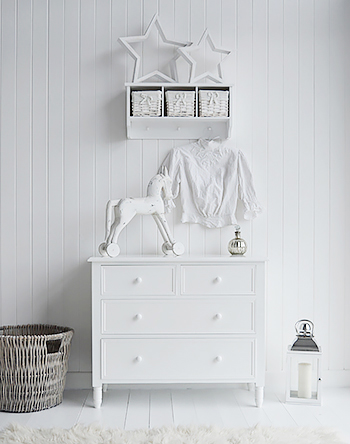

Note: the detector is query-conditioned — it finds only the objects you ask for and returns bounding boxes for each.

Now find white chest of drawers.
[89,256,266,408]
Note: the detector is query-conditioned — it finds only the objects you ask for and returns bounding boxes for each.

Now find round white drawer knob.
[215,356,223,362]
[135,356,142,362]
[208,127,212,131]
[134,313,142,320]
[214,313,222,320]
[177,127,181,131]
[214,276,222,283]
[134,277,142,284]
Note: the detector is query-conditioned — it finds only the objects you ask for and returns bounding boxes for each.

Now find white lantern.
[285,320,322,405]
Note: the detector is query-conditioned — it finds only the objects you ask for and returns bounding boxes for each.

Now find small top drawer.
[101,265,175,296]
[181,264,255,295]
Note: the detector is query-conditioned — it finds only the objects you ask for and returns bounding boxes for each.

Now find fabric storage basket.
[131,90,162,117]
[0,324,74,413]
[165,90,195,117]
[199,89,229,117]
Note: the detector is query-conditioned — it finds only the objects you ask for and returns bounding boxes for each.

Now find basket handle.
[46,338,62,354]
[45,331,71,354]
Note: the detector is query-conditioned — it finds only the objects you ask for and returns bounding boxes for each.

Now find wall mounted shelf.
[125,83,233,140]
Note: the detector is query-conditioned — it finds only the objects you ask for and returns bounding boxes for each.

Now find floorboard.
[171,389,198,426]
[0,387,349,442]
[149,390,174,428]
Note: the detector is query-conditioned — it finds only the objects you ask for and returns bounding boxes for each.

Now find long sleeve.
[159,148,181,213]
[237,150,262,220]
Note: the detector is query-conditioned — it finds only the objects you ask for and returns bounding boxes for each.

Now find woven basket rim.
[0,324,74,338]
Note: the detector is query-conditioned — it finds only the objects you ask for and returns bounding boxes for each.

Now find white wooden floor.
[0,387,349,442]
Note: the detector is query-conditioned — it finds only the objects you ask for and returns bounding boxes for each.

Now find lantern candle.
[298,362,312,398]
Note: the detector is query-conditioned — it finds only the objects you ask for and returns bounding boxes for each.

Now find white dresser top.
[88,255,267,264]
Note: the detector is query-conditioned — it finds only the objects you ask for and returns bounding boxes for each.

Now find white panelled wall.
[0,0,349,387]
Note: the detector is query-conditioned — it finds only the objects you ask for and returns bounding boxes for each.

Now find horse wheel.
[106,243,121,258]
[162,242,173,255]
[98,243,108,257]
[172,242,185,256]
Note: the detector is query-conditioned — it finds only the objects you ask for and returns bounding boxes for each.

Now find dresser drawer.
[101,338,255,382]
[101,298,255,334]
[181,265,255,295]
[101,265,175,296]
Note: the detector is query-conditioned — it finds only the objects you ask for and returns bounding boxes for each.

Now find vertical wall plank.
[0,0,17,325]
[345,0,350,370]
[235,0,253,254]
[110,0,127,254]
[328,0,346,370]
[282,0,300,352]
[63,0,80,371]
[251,0,267,258]
[204,0,222,256]
[125,0,142,256]
[188,0,206,256]
[47,0,64,326]
[32,0,48,323]
[220,0,237,255]
[266,0,283,372]
[141,0,159,255]
[78,0,96,372]
[314,0,330,369]
[297,0,315,319]
[16,0,33,323]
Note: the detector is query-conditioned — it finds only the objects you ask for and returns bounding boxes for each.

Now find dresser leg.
[93,386,102,408]
[255,386,264,408]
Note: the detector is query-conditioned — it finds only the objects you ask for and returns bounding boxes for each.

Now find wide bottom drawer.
[101,338,255,382]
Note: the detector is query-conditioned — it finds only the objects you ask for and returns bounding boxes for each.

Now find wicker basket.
[199,89,229,117]
[131,90,162,117]
[0,324,74,413]
[165,90,195,117]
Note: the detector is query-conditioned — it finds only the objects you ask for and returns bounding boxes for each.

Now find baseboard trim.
[65,372,91,390]
[65,370,350,391]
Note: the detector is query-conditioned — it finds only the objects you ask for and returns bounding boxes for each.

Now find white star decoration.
[118,14,191,83]
[177,29,231,83]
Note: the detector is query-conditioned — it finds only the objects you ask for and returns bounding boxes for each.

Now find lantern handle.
[295,319,314,337]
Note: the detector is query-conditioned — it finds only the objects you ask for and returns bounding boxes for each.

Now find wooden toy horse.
[99,167,184,258]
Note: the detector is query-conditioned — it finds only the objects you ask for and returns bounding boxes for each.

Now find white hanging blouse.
[160,139,262,228]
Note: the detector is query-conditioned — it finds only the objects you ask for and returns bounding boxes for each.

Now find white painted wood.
[90,257,266,407]
[0,0,349,384]
[16,0,33,325]
[265,0,283,374]
[101,337,255,382]
[101,297,255,335]
[0,387,350,442]
[181,264,255,295]
[47,0,64,328]
[328,0,346,371]
[313,0,331,372]
[124,390,150,430]
[101,264,175,296]
[281,0,301,369]
[32,0,49,324]
[0,0,17,326]
[149,390,174,428]
[171,390,198,426]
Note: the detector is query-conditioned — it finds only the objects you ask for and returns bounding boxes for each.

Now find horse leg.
[105,207,136,257]
[99,199,122,256]
[154,213,185,256]
[153,213,175,245]
[152,214,171,244]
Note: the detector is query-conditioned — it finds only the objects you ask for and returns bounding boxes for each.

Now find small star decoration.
[118,14,191,83]
[177,29,231,83]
